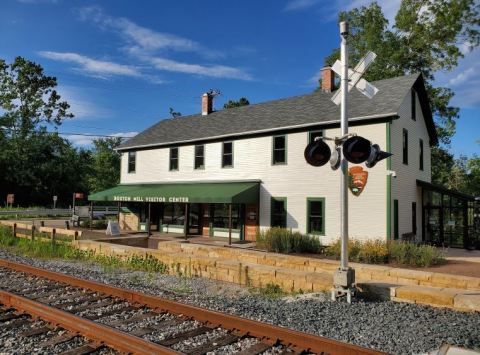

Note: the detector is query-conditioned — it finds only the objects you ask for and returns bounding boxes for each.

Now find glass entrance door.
[425,207,442,245]
[188,203,201,235]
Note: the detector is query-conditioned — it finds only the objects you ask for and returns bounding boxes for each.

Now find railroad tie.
[186,333,239,355]
[19,325,52,337]
[84,305,138,321]
[57,341,103,355]
[235,342,273,355]
[106,310,158,327]
[37,332,76,348]
[158,326,212,347]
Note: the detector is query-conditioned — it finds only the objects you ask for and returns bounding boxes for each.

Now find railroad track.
[0,258,385,355]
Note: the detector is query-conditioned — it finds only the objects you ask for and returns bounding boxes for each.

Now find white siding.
[121,122,388,244]
[390,89,432,240]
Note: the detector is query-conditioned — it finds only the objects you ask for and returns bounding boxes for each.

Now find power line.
[0,127,133,139]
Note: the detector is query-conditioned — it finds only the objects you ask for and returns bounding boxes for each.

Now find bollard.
[52,228,56,243]
[65,221,70,230]
[74,231,78,241]
[31,225,35,240]
[13,223,17,238]
[40,221,45,227]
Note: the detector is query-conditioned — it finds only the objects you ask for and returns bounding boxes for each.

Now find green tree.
[322,1,479,186]
[223,97,250,109]
[87,137,122,193]
[0,57,76,205]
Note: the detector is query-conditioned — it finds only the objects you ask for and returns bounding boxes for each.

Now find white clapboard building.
[89,70,476,248]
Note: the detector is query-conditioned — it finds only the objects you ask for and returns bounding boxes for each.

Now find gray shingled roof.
[119,73,431,150]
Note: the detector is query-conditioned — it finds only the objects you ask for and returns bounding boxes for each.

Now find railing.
[0,220,81,242]
[0,207,119,218]
[0,209,71,217]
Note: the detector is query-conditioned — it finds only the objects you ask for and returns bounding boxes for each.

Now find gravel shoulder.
[0,248,479,355]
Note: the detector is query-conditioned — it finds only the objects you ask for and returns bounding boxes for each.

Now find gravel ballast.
[0,249,479,355]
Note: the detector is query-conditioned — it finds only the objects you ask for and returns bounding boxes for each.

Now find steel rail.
[0,258,386,355]
[0,290,179,355]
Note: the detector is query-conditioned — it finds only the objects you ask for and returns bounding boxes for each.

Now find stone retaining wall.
[74,238,480,312]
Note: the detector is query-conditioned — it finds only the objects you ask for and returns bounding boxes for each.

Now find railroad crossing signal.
[330,51,379,105]
[304,22,392,304]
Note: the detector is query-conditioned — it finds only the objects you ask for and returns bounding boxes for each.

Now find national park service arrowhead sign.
[348,166,368,196]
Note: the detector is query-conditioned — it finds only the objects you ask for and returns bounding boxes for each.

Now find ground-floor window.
[307,198,325,235]
[163,203,184,225]
[212,204,240,229]
[270,197,287,228]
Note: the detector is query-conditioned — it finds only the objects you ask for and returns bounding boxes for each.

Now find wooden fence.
[0,220,81,242]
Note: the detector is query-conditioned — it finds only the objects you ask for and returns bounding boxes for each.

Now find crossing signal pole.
[304,21,391,303]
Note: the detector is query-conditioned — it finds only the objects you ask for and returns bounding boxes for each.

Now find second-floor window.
[272,135,287,165]
[128,151,136,173]
[271,197,287,228]
[169,147,179,171]
[222,142,233,168]
[194,145,205,169]
[402,129,408,165]
[419,139,424,171]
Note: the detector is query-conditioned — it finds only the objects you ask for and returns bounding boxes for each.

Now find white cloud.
[65,131,138,147]
[78,6,200,53]
[38,51,140,79]
[58,85,112,120]
[284,0,319,11]
[436,48,480,109]
[139,55,252,81]
[76,6,250,80]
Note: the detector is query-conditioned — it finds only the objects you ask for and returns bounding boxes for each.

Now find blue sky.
[1,0,479,157]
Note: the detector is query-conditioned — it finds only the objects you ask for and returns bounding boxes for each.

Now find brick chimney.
[202,93,213,115]
[320,67,335,93]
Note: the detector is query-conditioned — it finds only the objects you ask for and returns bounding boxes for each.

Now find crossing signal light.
[304,135,391,168]
[342,136,372,164]
[304,139,331,167]
[342,136,392,166]
[366,144,392,168]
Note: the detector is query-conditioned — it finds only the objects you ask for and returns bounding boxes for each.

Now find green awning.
[88,181,260,204]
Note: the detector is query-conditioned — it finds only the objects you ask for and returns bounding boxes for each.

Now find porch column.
[228,204,232,245]
[147,202,152,237]
[117,201,121,223]
[90,202,93,231]
[184,203,189,240]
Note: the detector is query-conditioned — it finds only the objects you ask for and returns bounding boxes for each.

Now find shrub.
[388,241,445,267]
[324,238,445,267]
[256,227,322,254]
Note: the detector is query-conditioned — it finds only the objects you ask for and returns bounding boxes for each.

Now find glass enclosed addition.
[128,151,136,173]
[222,142,233,168]
[307,198,325,234]
[271,198,287,228]
[419,180,477,248]
[169,147,179,171]
[272,135,286,165]
[194,145,204,170]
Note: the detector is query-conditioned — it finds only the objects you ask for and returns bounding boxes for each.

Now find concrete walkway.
[444,248,480,264]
